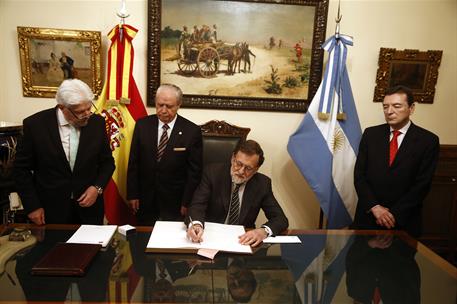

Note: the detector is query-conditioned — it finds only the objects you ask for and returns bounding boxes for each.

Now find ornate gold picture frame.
[147,0,329,112]
[373,48,442,104]
[17,26,102,98]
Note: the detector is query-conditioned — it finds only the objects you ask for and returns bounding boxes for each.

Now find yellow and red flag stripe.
[96,24,147,225]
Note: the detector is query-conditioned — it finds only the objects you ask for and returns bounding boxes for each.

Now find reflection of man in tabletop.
[345,234,420,304]
[227,257,257,303]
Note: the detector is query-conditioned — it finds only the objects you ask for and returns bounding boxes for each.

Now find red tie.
[373,286,381,304]
[389,130,401,166]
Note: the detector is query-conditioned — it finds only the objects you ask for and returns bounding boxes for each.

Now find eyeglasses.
[67,102,98,120]
[232,159,257,174]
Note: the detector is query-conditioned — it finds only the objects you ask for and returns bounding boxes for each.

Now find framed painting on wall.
[17,26,102,98]
[147,0,329,112]
[373,48,443,104]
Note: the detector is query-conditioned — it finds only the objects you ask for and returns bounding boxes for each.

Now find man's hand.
[77,186,98,207]
[367,234,393,249]
[128,199,140,214]
[28,208,45,225]
[187,223,204,243]
[238,228,267,247]
[371,205,396,229]
[180,206,188,217]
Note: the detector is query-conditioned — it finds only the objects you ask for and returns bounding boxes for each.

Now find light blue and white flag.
[287,34,361,228]
[281,234,355,304]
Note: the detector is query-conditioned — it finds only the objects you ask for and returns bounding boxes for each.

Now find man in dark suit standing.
[353,85,439,237]
[187,140,288,246]
[127,84,202,225]
[13,79,115,225]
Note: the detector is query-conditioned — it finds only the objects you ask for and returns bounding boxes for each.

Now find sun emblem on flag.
[101,107,126,151]
[331,126,345,153]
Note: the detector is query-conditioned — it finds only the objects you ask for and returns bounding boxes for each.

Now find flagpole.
[117,0,130,41]
[334,0,342,37]
[318,0,343,229]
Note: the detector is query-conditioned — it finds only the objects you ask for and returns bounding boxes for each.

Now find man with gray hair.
[13,79,115,224]
[127,83,202,225]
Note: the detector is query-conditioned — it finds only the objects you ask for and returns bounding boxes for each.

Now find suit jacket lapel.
[165,115,182,157]
[48,107,71,171]
[381,124,391,168]
[239,175,257,224]
[76,119,93,170]
[222,167,232,213]
[151,116,159,158]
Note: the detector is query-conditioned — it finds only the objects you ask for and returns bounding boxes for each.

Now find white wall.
[1,0,456,229]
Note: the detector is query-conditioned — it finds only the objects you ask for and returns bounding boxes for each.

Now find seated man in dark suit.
[186,139,288,246]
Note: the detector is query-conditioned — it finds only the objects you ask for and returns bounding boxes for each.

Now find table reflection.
[346,235,420,304]
[0,226,455,303]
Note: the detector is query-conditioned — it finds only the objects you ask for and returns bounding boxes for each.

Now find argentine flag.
[288,34,361,228]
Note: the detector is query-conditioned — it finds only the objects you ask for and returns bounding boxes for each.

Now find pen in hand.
[189,215,202,244]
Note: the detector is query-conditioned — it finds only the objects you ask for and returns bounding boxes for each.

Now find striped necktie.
[228,183,242,224]
[157,124,169,161]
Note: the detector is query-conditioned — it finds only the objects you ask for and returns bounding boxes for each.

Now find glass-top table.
[0,224,455,303]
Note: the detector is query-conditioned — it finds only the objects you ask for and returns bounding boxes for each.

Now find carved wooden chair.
[200,120,250,166]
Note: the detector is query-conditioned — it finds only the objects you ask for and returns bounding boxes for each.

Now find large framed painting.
[17,26,102,98]
[373,48,443,104]
[148,0,329,112]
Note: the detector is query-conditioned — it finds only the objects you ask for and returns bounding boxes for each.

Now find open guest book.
[146,221,252,254]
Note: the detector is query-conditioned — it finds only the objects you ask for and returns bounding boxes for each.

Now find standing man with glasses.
[127,84,202,225]
[187,139,288,246]
[352,85,439,237]
[13,79,115,225]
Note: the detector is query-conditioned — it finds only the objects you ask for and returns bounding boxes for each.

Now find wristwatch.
[262,226,272,237]
[94,185,103,195]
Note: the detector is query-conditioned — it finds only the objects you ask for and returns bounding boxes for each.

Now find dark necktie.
[157,260,166,279]
[389,130,401,166]
[157,124,169,161]
[228,183,242,224]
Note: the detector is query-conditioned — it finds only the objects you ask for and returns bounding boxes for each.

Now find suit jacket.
[127,114,202,224]
[188,163,288,235]
[13,107,115,224]
[353,122,439,236]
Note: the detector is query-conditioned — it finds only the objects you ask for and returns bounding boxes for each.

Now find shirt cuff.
[261,225,273,237]
[188,221,203,229]
[369,204,381,214]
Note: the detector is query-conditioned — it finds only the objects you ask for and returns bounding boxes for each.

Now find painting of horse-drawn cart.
[175,39,254,78]
[148,0,329,112]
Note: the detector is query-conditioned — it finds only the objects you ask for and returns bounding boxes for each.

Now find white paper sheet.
[146,221,252,254]
[67,225,117,247]
[263,236,302,243]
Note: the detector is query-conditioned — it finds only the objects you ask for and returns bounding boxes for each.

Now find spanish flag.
[95,24,147,225]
